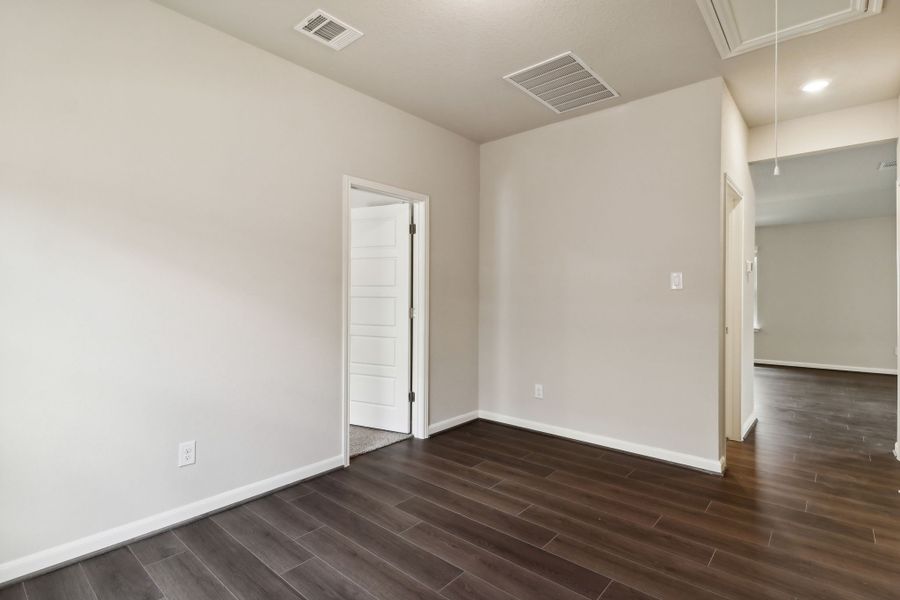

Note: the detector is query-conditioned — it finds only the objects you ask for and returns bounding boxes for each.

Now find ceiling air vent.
[878,159,897,170]
[295,10,363,50]
[503,52,618,114]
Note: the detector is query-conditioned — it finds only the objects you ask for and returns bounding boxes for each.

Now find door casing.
[341,176,429,466]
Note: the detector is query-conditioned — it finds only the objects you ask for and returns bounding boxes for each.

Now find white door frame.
[723,175,745,444]
[341,176,430,466]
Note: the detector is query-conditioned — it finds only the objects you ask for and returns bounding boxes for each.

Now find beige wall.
[748,99,898,163]
[479,78,726,471]
[0,0,479,578]
[756,217,897,372]
[721,87,757,442]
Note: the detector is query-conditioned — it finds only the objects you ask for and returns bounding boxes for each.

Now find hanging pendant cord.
[773,0,780,176]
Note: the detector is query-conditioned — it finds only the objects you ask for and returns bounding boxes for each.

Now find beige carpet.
[349,425,411,457]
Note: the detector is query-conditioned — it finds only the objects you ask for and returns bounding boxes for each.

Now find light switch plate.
[670,272,684,290]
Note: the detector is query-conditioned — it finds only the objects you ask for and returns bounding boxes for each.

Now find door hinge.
[409,223,417,235]
[408,391,416,403]
[409,306,416,319]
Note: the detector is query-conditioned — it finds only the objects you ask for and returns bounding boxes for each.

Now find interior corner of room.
[1,0,899,597]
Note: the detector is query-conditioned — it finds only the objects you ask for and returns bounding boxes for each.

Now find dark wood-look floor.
[4,365,900,600]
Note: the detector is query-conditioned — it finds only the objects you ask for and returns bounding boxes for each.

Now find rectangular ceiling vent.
[878,159,897,170]
[503,52,618,114]
[295,10,363,50]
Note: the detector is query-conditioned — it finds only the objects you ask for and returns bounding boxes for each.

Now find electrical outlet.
[534,384,544,399]
[670,272,684,290]
[178,440,196,467]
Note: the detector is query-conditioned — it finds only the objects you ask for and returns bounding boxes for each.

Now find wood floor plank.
[545,471,774,546]
[303,475,419,533]
[297,526,444,600]
[397,496,611,598]
[531,455,712,512]
[705,499,876,543]
[445,430,633,478]
[280,557,376,600]
[520,505,714,566]
[524,510,791,600]
[380,442,501,487]
[173,518,302,600]
[626,468,807,512]
[438,573,517,600]
[431,438,555,477]
[600,581,658,599]
[81,547,163,600]
[352,460,556,546]
[355,454,530,515]
[655,514,899,598]
[482,462,660,527]
[0,584,26,600]
[440,430,533,458]
[330,467,415,505]
[129,531,187,566]
[545,537,724,600]
[416,440,485,467]
[145,551,239,600]
[245,494,322,540]
[24,564,98,600]
[402,523,586,600]
[709,548,892,600]
[292,492,461,590]
[275,483,314,502]
[211,506,311,574]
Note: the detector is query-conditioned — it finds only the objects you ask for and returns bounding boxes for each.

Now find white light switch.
[670,272,684,290]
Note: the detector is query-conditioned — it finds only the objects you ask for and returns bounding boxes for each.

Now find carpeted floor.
[349,425,410,457]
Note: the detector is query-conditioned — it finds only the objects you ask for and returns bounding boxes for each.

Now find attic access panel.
[697,0,883,58]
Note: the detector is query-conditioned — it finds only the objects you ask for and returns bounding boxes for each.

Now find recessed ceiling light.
[801,79,830,93]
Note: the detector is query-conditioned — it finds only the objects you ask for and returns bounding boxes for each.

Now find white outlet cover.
[534,384,544,399]
[670,272,684,290]
[178,440,196,467]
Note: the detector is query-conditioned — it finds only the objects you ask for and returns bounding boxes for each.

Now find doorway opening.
[745,140,898,465]
[341,176,429,464]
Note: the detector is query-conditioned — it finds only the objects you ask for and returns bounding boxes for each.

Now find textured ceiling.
[752,140,898,226]
[151,0,900,142]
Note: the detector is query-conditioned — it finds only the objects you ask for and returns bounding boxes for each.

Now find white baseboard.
[477,411,723,475]
[741,411,758,441]
[0,454,344,586]
[754,359,897,375]
[428,410,479,435]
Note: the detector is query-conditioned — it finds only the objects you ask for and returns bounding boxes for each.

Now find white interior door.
[349,201,411,433]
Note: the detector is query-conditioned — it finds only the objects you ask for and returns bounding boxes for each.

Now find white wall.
[748,99,898,163]
[721,87,757,442]
[0,0,479,581]
[755,217,897,372]
[479,78,726,472]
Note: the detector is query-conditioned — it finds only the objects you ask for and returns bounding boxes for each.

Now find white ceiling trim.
[696,0,883,59]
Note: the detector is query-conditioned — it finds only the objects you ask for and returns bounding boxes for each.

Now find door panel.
[348,201,411,433]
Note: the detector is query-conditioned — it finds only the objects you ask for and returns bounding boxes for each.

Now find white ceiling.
[151,0,900,142]
[752,140,898,226]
